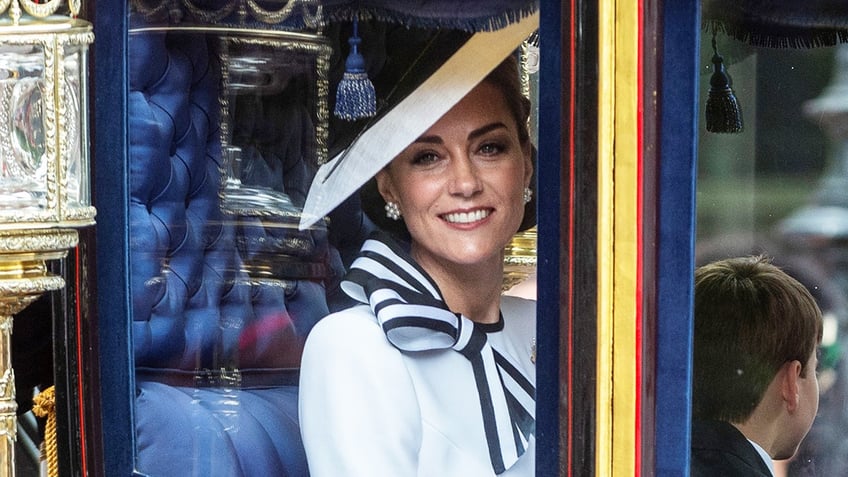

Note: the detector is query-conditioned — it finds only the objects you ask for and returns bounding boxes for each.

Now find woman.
[298,23,537,476]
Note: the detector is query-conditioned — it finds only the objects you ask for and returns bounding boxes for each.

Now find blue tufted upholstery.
[127,18,346,475]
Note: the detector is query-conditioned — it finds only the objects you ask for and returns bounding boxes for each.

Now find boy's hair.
[692,255,822,423]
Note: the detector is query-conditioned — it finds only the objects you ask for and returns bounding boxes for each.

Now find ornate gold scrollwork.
[0,0,76,24]
[18,0,62,18]
[131,0,172,20]
[0,0,10,21]
[67,0,79,16]
[181,0,237,24]
[244,0,297,24]
[134,0,323,28]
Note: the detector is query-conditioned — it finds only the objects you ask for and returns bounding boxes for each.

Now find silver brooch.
[530,338,536,364]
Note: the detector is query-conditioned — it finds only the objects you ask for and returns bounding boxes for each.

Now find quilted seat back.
[128,19,339,476]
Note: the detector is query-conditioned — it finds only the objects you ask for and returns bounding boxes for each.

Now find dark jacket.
[691,420,772,477]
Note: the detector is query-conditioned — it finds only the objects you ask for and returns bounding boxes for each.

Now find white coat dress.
[299,294,536,476]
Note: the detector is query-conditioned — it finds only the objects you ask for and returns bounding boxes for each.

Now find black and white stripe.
[341,232,536,474]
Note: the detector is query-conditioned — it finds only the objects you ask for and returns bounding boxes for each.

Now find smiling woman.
[375,79,533,294]
[297,12,539,477]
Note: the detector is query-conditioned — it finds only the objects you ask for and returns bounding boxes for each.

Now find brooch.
[531,338,536,364]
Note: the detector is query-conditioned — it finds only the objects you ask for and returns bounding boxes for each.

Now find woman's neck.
[413,250,504,324]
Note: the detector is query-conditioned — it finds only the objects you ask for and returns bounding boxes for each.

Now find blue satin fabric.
[127,16,347,475]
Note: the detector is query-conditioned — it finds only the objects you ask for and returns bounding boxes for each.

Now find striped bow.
[341,232,535,474]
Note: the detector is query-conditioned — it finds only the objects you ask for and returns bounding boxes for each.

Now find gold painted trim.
[596,0,616,470]
[597,0,641,475]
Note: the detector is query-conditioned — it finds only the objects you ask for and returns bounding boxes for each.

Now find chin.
[443,251,497,267]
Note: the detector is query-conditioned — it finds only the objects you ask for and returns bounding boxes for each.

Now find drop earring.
[385,201,401,220]
[523,187,532,204]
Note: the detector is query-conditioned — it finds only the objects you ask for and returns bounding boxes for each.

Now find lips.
[441,208,492,224]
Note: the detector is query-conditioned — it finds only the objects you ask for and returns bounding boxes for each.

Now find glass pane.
[125,4,539,475]
[0,44,47,211]
[696,32,847,475]
[127,17,330,475]
[63,43,90,208]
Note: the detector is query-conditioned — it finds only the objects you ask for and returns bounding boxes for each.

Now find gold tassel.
[33,386,58,477]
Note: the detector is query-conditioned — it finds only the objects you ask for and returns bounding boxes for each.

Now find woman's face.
[376,80,532,271]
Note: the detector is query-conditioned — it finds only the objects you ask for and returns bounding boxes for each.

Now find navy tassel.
[334,17,377,121]
[705,34,743,133]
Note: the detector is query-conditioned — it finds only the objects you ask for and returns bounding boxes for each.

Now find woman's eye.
[412,151,440,165]
[479,142,505,155]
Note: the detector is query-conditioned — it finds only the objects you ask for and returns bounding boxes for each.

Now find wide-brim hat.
[298,11,539,231]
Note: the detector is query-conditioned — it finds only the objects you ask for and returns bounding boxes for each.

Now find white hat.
[299,11,539,230]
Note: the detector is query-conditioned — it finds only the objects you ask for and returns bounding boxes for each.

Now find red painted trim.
[635,1,646,475]
[566,0,577,475]
[635,1,645,475]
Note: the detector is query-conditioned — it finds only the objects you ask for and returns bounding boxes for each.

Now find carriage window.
[696,27,848,475]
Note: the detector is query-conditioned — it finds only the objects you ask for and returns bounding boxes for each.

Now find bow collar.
[342,232,535,473]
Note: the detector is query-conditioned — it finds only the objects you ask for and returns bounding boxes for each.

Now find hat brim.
[299,11,540,230]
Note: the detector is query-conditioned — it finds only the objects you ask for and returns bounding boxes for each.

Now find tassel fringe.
[705,35,743,134]
[335,71,377,120]
[33,386,58,477]
[706,87,743,133]
[334,17,377,121]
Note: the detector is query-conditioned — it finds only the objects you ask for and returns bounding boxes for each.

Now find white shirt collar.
[747,438,775,476]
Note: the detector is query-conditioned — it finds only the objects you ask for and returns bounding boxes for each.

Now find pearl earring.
[523,187,533,204]
[385,201,401,220]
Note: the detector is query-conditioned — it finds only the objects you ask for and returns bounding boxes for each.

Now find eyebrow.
[413,122,509,145]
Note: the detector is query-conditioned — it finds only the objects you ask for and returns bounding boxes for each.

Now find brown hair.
[483,54,532,146]
[691,255,823,423]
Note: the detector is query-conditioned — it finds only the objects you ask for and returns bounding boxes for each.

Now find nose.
[448,153,482,198]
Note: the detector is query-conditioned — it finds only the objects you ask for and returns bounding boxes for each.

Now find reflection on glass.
[0,45,45,209]
[697,34,848,476]
[127,26,331,476]
[0,42,87,212]
[63,43,87,208]
[218,37,330,280]
[221,144,298,215]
